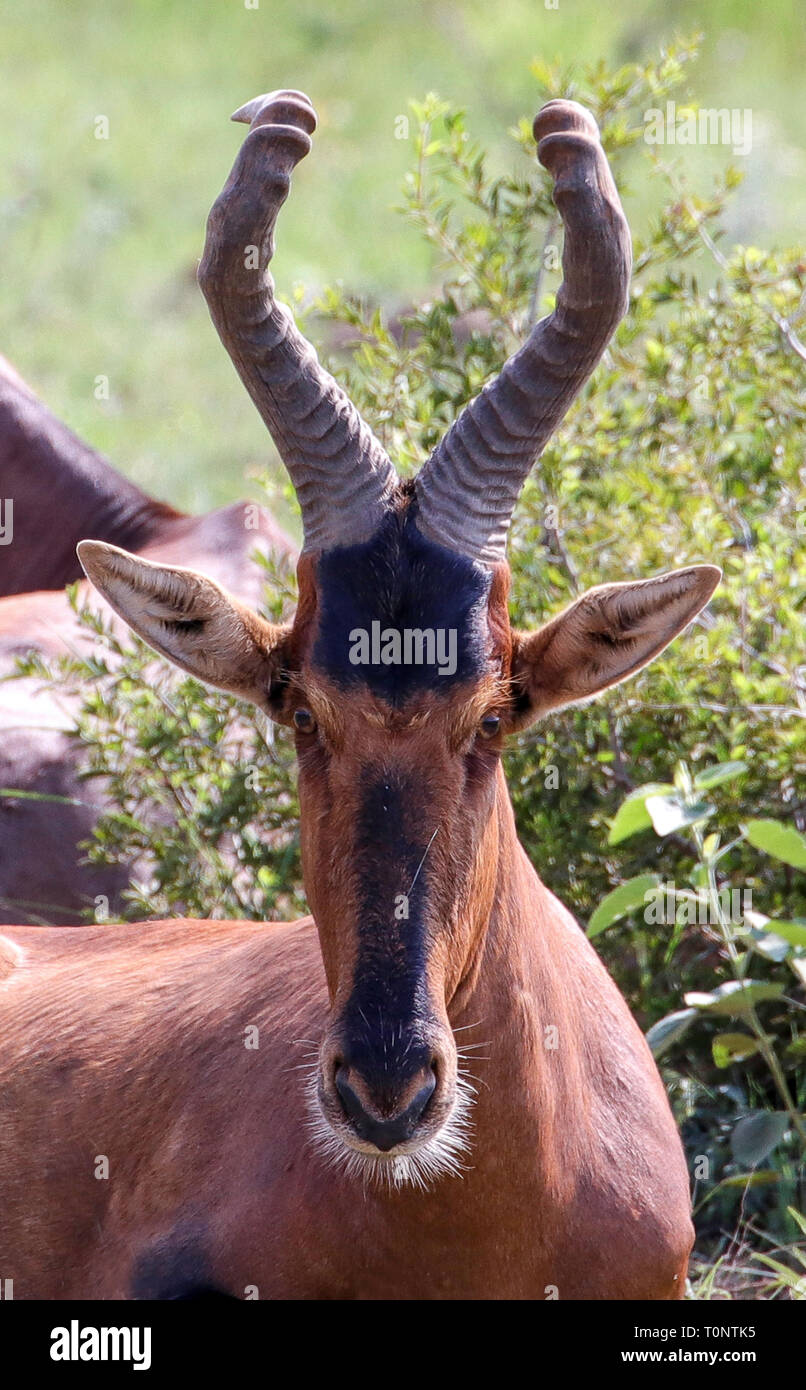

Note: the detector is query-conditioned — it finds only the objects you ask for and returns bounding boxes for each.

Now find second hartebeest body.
[0,354,296,923]
[0,91,719,1298]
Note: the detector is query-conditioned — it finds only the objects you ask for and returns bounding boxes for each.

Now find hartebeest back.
[0,353,185,596]
[0,351,297,598]
[0,91,719,1298]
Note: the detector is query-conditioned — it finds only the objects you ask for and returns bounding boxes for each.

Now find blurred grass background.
[1,0,804,526]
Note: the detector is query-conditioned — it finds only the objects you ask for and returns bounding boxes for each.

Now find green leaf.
[529,57,556,88]
[744,819,806,870]
[588,873,660,938]
[646,793,713,836]
[753,1254,806,1296]
[673,760,693,795]
[745,926,795,963]
[765,919,806,950]
[696,1171,781,1210]
[0,787,83,806]
[645,1008,697,1058]
[684,979,785,1017]
[693,760,748,790]
[606,784,674,845]
[712,1032,760,1068]
[717,1170,781,1189]
[730,1111,790,1166]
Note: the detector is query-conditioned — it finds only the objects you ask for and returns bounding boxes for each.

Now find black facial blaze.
[340,771,436,1096]
[312,507,492,704]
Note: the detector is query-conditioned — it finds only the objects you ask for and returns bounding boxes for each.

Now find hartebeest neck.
[442,762,600,1188]
[447,761,555,1024]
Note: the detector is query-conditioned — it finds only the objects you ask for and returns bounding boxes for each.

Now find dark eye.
[479,713,500,739]
[293,707,316,733]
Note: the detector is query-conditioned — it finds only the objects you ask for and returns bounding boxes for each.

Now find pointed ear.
[77,540,290,709]
[509,565,721,727]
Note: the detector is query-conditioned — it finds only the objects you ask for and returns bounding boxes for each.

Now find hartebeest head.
[78,91,719,1188]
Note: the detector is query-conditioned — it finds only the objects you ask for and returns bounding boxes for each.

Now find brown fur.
[0,531,717,1299]
[0,776,693,1298]
[0,353,183,597]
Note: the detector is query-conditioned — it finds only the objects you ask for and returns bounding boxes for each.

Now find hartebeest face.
[78,508,717,1186]
[78,88,720,1188]
[279,509,509,1178]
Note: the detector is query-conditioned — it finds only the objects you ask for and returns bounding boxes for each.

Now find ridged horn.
[413,100,632,565]
[198,90,398,551]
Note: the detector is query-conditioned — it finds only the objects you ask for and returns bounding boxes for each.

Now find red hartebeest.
[0,357,297,922]
[0,92,719,1298]
[0,352,184,597]
[0,351,296,597]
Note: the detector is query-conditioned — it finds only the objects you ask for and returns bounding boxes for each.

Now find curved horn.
[198,90,398,551]
[414,100,632,565]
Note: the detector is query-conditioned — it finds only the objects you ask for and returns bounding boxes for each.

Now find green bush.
[28,39,805,1292]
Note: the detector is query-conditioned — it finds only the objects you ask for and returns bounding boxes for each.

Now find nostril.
[334,1065,365,1127]
[413,1068,437,1117]
[333,1064,437,1152]
[406,1072,436,1134]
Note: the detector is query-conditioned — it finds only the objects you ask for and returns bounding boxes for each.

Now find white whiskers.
[304,1066,477,1194]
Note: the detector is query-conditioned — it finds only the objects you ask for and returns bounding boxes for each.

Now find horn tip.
[231,96,263,125]
[532,99,599,148]
[231,90,317,132]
